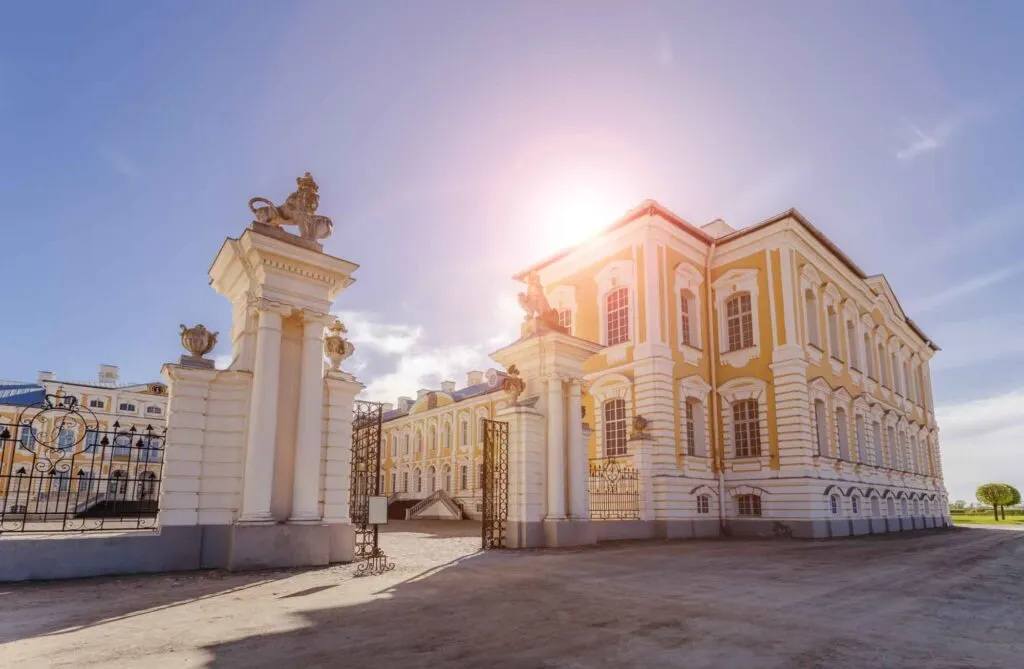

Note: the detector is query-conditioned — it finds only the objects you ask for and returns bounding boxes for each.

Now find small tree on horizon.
[1002,485,1021,520]
[977,483,1014,521]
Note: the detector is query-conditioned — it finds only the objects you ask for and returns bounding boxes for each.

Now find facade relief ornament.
[179,324,219,369]
[629,414,650,440]
[500,364,526,404]
[249,172,334,247]
[324,319,355,371]
[517,271,569,336]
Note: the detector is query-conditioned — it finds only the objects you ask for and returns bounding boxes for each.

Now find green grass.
[952,515,1024,526]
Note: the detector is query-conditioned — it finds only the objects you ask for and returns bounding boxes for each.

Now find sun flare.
[537,183,630,254]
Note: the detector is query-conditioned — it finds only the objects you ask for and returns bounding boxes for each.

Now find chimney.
[37,371,55,383]
[398,396,413,412]
[441,380,456,393]
[466,370,484,387]
[416,388,430,400]
[98,364,120,384]
[381,402,395,413]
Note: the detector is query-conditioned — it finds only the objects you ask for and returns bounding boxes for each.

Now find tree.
[976,483,1014,521]
[1002,485,1021,520]
[951,500,967,510]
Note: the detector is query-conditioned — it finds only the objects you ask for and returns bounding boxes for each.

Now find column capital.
[300,308,334,329]
[247,295,295,318]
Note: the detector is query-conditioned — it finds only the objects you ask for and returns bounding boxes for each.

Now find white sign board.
[368,496,389,525]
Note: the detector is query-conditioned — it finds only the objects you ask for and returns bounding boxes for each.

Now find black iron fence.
[588,457,640,520]
[0,393,164,534]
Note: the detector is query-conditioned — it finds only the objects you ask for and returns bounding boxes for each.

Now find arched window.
[732,399,761,457]
[872,421,884,466]
[805,289,820,348]
[414,468,422,493]
[427,466,436,493]
[901,499,909,516]
[814,400,829,457]
[557,308,572,332]
[871,497,881,517]
[887,498,896,517]
[603,399,627,457]
[854,414,866,462]
[830,494,840,515]
[864,333,875,378]
[679,290,695,347]
[827,306,840,358]
[460,465,468,490]
[851,495,860,516]
[835,407,849,460]
[697,494,710,514]
[847,321,860,370]
[606,287,630,346]
[725,293,754,351]
[924,499,931,515]
[737,494,762,517]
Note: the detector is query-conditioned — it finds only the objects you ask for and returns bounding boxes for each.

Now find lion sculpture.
[249,172,334,242]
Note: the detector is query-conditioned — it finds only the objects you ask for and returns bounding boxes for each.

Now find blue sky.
[2,2,1022,501]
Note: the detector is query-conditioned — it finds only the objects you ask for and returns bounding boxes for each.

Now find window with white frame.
[904,362,914,402]
[851,495,860,515]
[924,499,930,515]
[827,306,841,360]
[847,321,860,370]
[878,344,889,387]
[901,499,909,516]
[557,308,572,332]
[872,421,884,466]
[119,402,136,412]
[606,287,630,346]
[146,406,162,415]
[428,426,436,452]
[733,400,761,457]
[460,418,468,447]
[414,468,422,493]
[603,399,627,457]
[891,353,900,394]
[697,494,710,514]
[864,333,875,378]
[391,435,397,458]
[910,434,919,473]
[814,400,829,457]
[805,289,821,348]
[58,428,75,450]
[887,426,898,469]
[680,290,695,347]
[390,472,396,493]
[737,494,762,516]
[403,434,410,455]
[830,494,840,515]
[402,471,409,492]
[725,293,754,351]
[684,399,698,456]
[443,465,451,493]
[415,431,423,453]
[460,464,468,490]
[835,407,850,460]
[854,414,866,462]
[427,466,436,493]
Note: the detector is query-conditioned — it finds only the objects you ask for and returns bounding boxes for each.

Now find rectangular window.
[732,399,761,458]
[725,293,754,351]
[814,400,829,456]
[827,307,841,359]
[603,399,628,457]
[460,465,468,490]
[89,399,105,409]
[847,321,859,370]
[697,495,710,514]
[855,415,866,462]
[606,287,630,346]
[557,308,572,332]
[685,401,696,456]
[872,421,884,467]
[852,496,860,515]
[835,407,849,460]
[84,431,101,453]
[737,494,762,517]
[680,291,692,347]
[119,403,136,412]
[146,406,162,415]
[19,426,36,450]
[864,334,875,378]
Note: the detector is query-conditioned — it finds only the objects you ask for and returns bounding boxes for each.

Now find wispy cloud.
[911,261,1024,313]
[915,199,1023,264]
[97,144,141,179]
[895,103,992,162]
[336,310,422,355]
[936,388,1024,503]
[928,317,1024,371]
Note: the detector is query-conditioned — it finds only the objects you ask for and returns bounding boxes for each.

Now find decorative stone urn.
[501,364,527,404]
[324,319,354,371]
[179,324,219,369]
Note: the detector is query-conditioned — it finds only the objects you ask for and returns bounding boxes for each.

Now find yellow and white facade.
[508,200,948,537]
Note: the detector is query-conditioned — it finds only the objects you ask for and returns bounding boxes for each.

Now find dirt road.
[2,523,1022,668]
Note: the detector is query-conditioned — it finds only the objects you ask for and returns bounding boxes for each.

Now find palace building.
[0,365,168,521]
[382,199,948,536]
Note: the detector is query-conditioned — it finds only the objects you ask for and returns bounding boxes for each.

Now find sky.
[2,1,1023,503]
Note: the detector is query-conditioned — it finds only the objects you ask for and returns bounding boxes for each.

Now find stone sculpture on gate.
[249,172,335,243]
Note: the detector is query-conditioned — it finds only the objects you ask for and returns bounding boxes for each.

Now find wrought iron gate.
[1,391,165,534]
[587,457,640,520]
[350,400,393,575]
[481,419,509,549]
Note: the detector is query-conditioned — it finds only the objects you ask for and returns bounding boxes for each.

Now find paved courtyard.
[2,522,1023,668]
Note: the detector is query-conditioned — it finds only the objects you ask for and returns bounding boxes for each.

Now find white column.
[546,376,566,519]
[566,379,588,519]
[643,239,664,345]
[290,318,326,521]
[238,308,282,522]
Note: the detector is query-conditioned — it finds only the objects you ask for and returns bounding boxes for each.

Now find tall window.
[854,415,866,462]
[852,495,860,515]
[835,407,850,460]
[864,334,875,378]
[391,435,397,458]
[415,469,422,493]
[888,427,898,469]
[443,465,451,493]
[733,399,761,457]
[805,289,820,348]
[19,426,36,450]
[725,293,754,351]
[460,465,468,490]
[878,345,889,387]
[904,362,914,401]
[606,287,630,346]
[684,400,697,456]
[827,306,841,359]
[847,321,860,370]
[403,434,410,455]
[428,426,436,452]
[697,494,710,514]
[427,466,436,493]
[814,400,829,456]
[84,431,100,453]
[871,497,881,517]
[603,399,627,457]
[830,494,840,515]
[910,435,919,473]
[444,424,451,449]
[460,419,468,447]
[390,472,397,493]
[557,308,572,332]
[403,472,409,492]
[680,290,694,347]
[872,421,883,466]
[891,353,900,394]
[737,494,762,516]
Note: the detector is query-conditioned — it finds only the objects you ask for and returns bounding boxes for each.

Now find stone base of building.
[543,519,598,547]
[506,520,546,548]
[725,515,953,539]
[223,522,331,571]
[327,522,355,563]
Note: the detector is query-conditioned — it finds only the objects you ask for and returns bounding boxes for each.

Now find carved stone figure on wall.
[630,414,650,440]
[501,364,526,404]
[324,319,355,371]
[249,172,335,243]
[517,271,567,333]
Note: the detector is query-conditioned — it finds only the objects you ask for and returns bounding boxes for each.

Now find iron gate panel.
[350,400,393,575]
[481,418,508,550]
[1,392,165,534]
[588,457,639,520]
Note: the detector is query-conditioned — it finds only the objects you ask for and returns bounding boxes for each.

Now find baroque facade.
[511,200,947,535]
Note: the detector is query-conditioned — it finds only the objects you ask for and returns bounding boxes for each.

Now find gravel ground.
[2,522,1023,669]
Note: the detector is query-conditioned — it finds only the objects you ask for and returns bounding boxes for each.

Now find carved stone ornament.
[179,324,218,369]
[324,319,355,371]
[629,414,650,440]
[500,364,527,404]
[517,271,568,334]
[249,172,335,243]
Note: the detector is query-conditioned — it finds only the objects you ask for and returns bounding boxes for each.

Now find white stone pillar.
[566,379,588,519]
[546,376,566,519]
[238,308,283,522]
[290,317,326,522]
